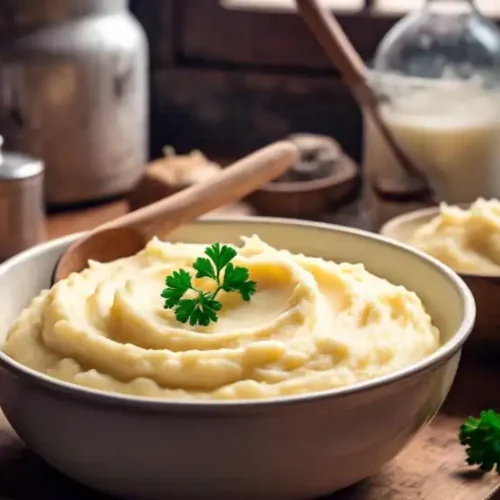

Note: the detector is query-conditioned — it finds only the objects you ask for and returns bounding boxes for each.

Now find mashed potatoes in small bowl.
[381,198,500,349]
[0,218,474,499]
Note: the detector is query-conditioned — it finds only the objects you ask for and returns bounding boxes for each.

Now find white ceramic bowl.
[0,218,475,500]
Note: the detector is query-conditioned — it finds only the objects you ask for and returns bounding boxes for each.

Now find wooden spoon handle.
[296,0,429,188]
[102,140,299,238]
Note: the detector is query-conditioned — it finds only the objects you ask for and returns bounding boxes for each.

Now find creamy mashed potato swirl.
[3,236,439,401]
[411,198,500,275]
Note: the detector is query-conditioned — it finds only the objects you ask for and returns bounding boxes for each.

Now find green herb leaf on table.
[161,243,256,327]
[459,409,500,473]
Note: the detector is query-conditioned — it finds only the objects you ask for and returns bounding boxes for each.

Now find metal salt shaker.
[0,136,45,260]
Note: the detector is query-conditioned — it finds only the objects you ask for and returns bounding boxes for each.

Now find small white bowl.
[0,218,474,500]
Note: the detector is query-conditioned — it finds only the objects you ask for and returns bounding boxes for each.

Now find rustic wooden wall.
[129,0,398,162]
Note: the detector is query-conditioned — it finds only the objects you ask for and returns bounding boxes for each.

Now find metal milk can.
[0,0,149,206]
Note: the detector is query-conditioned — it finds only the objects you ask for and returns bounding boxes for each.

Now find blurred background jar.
[0,0,148,207]
[363,0,500,229]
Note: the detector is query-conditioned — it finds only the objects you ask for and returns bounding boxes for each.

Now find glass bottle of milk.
[364,0,500,229]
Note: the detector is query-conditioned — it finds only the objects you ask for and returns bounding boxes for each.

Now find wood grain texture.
[150,67,362,161]
[330,418,499,500]
[47,201,129,240]
[129,0,175,67]
[127,0,390,162]
[128,1,500,168]
[176,0,396,69]
[0,202,495,499]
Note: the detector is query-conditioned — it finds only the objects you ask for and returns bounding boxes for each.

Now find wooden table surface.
[46,200,129,240]
[0,200,498,500]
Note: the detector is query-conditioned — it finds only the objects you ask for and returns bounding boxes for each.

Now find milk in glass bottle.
[364,0,500,229]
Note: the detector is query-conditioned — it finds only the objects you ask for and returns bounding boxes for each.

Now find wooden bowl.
[247,155,359,219]
[381,206,500,351]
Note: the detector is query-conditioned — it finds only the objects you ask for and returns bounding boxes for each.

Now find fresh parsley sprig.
[460,409,500,473]
[161,242,256,327]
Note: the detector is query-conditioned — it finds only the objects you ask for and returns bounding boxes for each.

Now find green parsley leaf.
[460,409,500,473]
[161,242,257,327]
[161,269,192,309]
[193,257,216,280]
[174,298,197,324]
[237,280,257,302]
[205,243,237,274]
[222,263,257,301]
[191,294,222,327]
[221,263,246,289]
[165,268,192,291]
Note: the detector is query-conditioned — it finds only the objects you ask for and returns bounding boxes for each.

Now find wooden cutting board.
[1,201,494,499]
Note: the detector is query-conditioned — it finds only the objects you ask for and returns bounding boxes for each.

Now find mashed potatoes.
[3,236,439,401]
[411,198,500,275]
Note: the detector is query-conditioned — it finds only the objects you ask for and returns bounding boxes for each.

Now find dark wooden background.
[128,0,401,163]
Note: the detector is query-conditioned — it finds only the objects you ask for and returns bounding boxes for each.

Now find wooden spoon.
[53,141,299,283]
[295,0,432,199]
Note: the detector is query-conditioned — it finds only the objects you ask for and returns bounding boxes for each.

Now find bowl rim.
[380,205,442,240]
[0,216,475,410]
